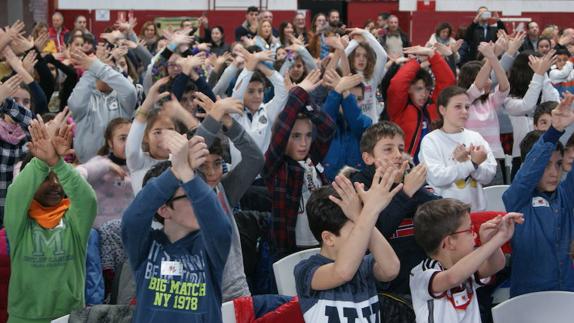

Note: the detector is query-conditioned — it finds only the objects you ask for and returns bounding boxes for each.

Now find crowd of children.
[0,5,574,323]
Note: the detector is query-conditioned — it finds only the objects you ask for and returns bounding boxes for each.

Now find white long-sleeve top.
[125,119,162,194]
[419,128,497,211]
[504,73,560,157]
[345,30,388,123]
[549,62,574,84]
[229,69,287,166]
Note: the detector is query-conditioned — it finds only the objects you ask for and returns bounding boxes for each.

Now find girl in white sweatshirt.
[419,86,497,211]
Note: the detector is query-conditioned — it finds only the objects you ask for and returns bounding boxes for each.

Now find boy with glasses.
[410,198,522,323]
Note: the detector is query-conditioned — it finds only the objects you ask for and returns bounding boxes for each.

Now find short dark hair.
[457,61,483,91]
[142,161,173,224]
[556,48,572,57]
[414,199,471,256]
[306,185,349,244]
[360,121,404,154]
[379,12,391,20]
[412,68,433,89]
[249,70,266,85]
[520,130,564,161]
[533,101,557,126]
[247,6,259,13]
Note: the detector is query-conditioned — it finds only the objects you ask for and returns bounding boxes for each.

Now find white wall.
[57,0,297,10]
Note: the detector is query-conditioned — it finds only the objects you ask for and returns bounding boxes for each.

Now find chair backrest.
[492,291,574,323]
[222,300,236,323]
[51,314,70,323]
[273,248,320,296]
[483,185,509,212]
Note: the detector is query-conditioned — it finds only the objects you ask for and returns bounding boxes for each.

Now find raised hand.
[433,42,453,57]
[46,106,71,139]
[403,45,435,58]
[298,68,322,93]
[176,53,206,75]
[529,49,557,75]
[356,167,403,215]
[329,175,362,221]
[51,123,75,157]
[493,212,524,243]
[478,214,502,244]
[551,91,574,131]
[21,50,38,75]
[27,115,59,166]
[70,48,97,71]
[478,42,496,59]
[0,74,22,102]
[10,35,34,55]
[2,20,26,42]
[402,163,428,197]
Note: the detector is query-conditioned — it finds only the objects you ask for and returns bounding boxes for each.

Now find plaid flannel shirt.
[0,99,34,224]
[262,86,336,260]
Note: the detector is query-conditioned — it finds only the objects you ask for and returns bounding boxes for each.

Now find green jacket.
[4,158,97,323]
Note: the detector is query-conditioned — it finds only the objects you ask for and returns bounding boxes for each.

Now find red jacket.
[386,53,455,157]
[48,27,69,52]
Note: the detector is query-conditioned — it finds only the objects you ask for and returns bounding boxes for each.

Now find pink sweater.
[465,84,509,159]
[76,155,134,228]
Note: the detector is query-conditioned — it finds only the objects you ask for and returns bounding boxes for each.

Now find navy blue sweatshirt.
[121,169,232,323]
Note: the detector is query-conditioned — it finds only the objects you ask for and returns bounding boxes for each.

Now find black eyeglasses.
[167,195,187,205]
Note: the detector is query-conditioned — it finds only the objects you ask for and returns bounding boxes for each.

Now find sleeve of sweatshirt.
[221,119,264,207]
[419,134,476,187]
[503,127,563,212]
[67,66,97,121]
[213,64,239,97]
[4,157,50,247]
[78,156,114,184]
[549,62,573,83]
[126,119,148,173]
[89,60,137,116]
[341,93,373,138]
[264,71,288,125]
[182,175,232,271]
[232,68,254,101]
[363,30,388,86]
[542,73,560,102]
[53,158,97,242]
[296,46,318,71]
[122,169,180,270]
[504,73,543,116]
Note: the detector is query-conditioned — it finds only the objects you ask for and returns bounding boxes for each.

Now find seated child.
[262,70,336,259]
[350,121,440,320]
[295,168,402,322]
[502,93,574,297]
[4,116,97,322]
[419,86,497,211]
[121,135,232,322]
[533,101,557,131]
[411,198,523,323]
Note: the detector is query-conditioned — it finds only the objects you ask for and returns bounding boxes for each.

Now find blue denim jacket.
[503,127,574,297]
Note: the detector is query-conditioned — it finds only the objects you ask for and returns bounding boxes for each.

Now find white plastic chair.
[483,185,509,212]
[51,314,70,323]
[492,291,574,323]
[222,300,236,323]
[273,248,320,296]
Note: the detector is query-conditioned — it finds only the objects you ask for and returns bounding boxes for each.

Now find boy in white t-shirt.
[410,198,523,323]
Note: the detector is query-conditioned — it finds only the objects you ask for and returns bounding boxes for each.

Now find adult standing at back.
[235,6,259,41]
[462,6,506,64]
[520,21,540,52]
[379,15,410,58]
[48,12,69,52]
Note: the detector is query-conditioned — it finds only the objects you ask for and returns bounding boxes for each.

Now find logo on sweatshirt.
[532,197,550,208]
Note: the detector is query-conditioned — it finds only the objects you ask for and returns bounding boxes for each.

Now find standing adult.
[462,7,506,63]
[520,21,540,52]
[235,6,260,41]
[48,12,69,52]
[293,12,309,44]
[379,15,410,58]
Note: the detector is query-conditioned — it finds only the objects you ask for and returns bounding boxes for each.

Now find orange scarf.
[28,199,71,229]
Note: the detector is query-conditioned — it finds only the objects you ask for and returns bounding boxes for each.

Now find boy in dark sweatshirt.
[349,121,440,322]
[121,135,232,323]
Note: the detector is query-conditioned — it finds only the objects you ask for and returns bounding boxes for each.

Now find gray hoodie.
[68,60,137,163]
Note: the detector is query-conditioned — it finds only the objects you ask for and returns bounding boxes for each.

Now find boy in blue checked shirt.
[503,92,574,297]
